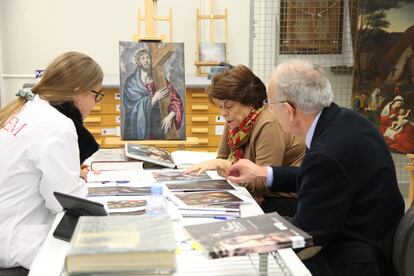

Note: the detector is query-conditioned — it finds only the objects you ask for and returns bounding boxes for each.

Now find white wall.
[1,0,250,105]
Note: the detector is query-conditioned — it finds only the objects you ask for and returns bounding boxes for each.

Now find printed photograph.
[165,179,234,192]
[107,199,146,210]
[117,186,151,196]
[152,170,211,182]
[87,186,118,197]
[174,191,244,207]
[126,144,175,168]
[87,186,151,197]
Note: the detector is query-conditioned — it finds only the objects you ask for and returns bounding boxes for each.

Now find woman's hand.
[80,164,89,182]
[185,159,231,176]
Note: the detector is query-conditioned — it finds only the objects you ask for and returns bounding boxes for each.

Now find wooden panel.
[101,103,121,114]
[187,114,225,125]
[90,105,102,113]
[188,127,208,134]
[100,115,121,126]
[104,136,200,147]
[84,115,120,126]
[186,90,210,103]
[195,136,222,145]
[86,127,101,135]
[186,103,220,114]
[100,89,120,103]
[83,116,102,124]
[186,125,224,136]
[86,127,120,136]
[279,0,343,54]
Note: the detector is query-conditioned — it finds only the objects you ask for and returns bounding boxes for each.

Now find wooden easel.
[195,0,228,76]
[132,0,173,42]
[127,0,197,146]
[406,154,414,208]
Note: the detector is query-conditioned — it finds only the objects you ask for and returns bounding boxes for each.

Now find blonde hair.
[0,51,103,127]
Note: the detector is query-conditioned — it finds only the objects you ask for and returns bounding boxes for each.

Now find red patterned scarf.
[227,107,263,163]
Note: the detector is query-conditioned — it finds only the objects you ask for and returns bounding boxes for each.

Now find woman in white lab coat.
[0,52,103,269]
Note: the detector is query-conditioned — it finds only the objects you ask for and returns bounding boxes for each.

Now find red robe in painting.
[380,100,414,153]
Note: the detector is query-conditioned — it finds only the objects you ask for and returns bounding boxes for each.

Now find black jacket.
[270,103,404,276]
[53,102,99,164]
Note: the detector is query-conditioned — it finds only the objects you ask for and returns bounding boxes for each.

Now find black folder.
[53,192,108,242]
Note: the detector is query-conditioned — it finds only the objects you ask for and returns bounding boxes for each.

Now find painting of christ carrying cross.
[119,41,186,140]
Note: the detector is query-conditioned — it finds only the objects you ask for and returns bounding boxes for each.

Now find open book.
[185,212,313,259]
[125,143,216,169]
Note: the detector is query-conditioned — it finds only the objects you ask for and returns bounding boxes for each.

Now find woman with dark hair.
[185,65,305,214]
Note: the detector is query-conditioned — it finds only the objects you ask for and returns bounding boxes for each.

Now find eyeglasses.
[263,99,296,110]
[91,89,105,102]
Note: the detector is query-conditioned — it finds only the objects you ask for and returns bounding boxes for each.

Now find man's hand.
[227,159,267,183]
[161,112,176,134]
[151,87,169,106]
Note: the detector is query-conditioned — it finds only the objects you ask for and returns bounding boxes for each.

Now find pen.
[88,180,130,184]
[213,216,236,220]
[116,180,130,184]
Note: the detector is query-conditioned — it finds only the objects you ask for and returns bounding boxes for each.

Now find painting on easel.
[119,41,186,140]
[199,42,226,63]
[351,2,414,154]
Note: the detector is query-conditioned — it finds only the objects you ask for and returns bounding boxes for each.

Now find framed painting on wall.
[279,0,344,54]
[351,2,414,154]
[119,41,186,141]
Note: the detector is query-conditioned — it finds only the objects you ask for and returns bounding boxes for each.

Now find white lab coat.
[0,95,87,268]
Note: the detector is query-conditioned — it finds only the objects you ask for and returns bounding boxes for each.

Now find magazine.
[168,191,245,208]
[87,185,151,197]
[125,143,176,168]
[125,143,216,169]
[184,212,313,259]
[152,169,211,182]
[165,179,235,192]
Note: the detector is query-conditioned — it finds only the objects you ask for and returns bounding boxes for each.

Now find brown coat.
[217,109,305,202]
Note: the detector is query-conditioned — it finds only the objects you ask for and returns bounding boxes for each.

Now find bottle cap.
[151,184,163,195]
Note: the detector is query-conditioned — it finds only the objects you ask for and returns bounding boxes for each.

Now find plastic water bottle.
[146,183,168,217]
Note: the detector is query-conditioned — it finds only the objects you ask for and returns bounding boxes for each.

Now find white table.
[28,186,311,276]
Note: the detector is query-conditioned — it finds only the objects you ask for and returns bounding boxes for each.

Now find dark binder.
[53,192,108,242]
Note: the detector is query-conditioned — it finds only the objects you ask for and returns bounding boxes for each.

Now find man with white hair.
[228,60,404,276]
